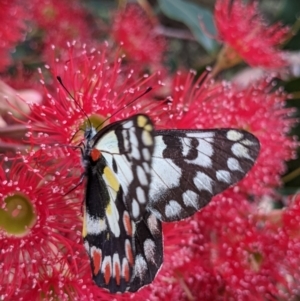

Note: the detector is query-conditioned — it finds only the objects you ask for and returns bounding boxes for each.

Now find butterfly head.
[84,126,97,143]
[81,126,98,167]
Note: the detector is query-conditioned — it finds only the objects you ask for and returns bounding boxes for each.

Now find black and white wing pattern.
[82,115,162,293]
[81,113,260,293]
[127,211,163,292]
[147,129,260,222]
[89,114,155,222]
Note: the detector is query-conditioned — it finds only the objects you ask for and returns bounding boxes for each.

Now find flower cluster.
[112,4,166,66]
[214,0,289,70]
[0,1,299,301]
[0,1,27,72]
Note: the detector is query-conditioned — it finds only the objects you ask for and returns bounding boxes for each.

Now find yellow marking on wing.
[106,202,112,216]
[82,205,87,238]
[103,166,121,237]
[145,124,153,131]
[142,130,153,146]
[103,166,119,192]
[137,115,148,128]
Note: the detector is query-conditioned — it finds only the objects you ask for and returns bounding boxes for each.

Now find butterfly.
[81,114,260,293]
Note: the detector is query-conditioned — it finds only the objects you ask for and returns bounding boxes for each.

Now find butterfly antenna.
[95,87,152,131]
[56,76,92,129]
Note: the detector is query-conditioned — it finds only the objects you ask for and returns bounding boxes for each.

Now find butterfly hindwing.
[148,129,260,222]
[83,156,135,293]
[127,212,163,292]
[83,115,160,293]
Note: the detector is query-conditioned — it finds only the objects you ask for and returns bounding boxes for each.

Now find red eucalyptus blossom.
[150,193,295,301]
[27,45,164,148]
[214,0,289,68]
[0,1,27,71]
[28,0,93,60]
[18,50,298,300]
[112,4,166,65]
[0,154,82,300]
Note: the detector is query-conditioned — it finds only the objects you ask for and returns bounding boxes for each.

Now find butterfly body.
[82,114,260,293]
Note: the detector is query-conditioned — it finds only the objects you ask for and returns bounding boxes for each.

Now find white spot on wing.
[137,166,148,186]
[86,215,107,234]
[182,190,199,209]
[186,132,215,138]
[227,157,243,171]
[193,172,213,193]
[122,120,134,129]
[134,254,147,280]
[185,138,213,168]
[241,139,256,146]
[136,186,147,204]
[187,152,212,168]
[142,148,151,161]
[216,170,231,183]
[165,200,182,218]
[227,130,243,141]
[129,128,138,146]
[131,145,141,160]
[153,136,167,157]
[132,199,140,219]
[143,239,156,263]
[182,137,192,157]
[149,157,181,202]
[147,214,160,234]
[232,143,252,160]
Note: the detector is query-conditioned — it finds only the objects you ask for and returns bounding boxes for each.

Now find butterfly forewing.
[91,115,155,222]
[147,129,260,222]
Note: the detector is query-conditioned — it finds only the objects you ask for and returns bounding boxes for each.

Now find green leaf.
[158,0,218,52]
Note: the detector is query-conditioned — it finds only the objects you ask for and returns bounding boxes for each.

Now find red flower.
[214,0,289,68]
[27,44,164,151]
[150,193,294,301]
[28,0,93,60]
[21,246,114,301]
[0,1,27,71]
[112,4,166,65]
[0,154,82,299]
[281,194,300,294]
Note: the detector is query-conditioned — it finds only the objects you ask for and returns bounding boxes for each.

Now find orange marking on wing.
[125,241,134,266]
[104,262,111,285]
[122,259,130,282]
[90,149,101,161]
[123,212,132,236]
[114,261,121,285]
[92,249,102,275]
